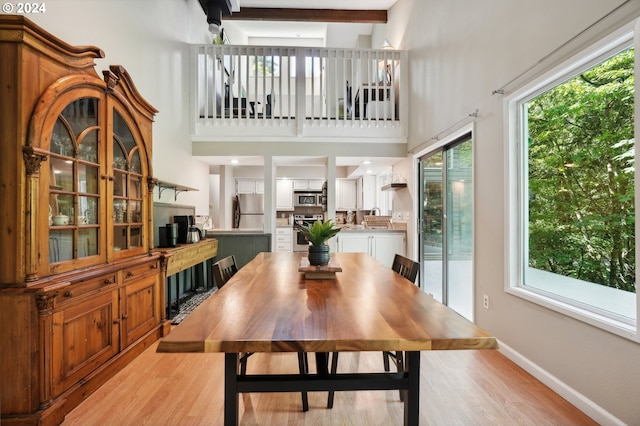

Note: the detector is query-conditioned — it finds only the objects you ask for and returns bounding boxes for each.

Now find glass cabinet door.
[49,98,101,264]
[112,110,144,253]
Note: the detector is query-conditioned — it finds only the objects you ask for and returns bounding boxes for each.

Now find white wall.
[29,0,211,215]
[380,0,640,424]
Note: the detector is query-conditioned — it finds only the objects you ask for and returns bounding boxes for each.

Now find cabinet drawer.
[276,234,292,243]
[276,227,292,235]
[56,272,117,307]
[123,261,159,283]
[276,242,292,252]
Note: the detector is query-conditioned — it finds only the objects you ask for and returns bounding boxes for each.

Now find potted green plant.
[296,219,341,266]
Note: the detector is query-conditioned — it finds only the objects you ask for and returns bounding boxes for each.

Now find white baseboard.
[498,340,624,426]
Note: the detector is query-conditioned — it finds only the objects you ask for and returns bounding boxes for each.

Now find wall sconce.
[382,39,394,50]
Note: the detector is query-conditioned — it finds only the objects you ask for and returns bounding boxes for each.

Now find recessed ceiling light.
[362,160,371,165]
[230,159,239,165]
[366,169,373,174]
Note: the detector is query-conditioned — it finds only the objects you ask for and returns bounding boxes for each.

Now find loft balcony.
[191,45,408,142]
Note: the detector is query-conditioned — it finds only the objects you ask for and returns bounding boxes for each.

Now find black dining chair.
[212,255,310,411]
[327,253,420,407]
[265,93,274,117]
[212,255,238,289]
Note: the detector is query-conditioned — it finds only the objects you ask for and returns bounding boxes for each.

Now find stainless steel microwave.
[294,192,321,207]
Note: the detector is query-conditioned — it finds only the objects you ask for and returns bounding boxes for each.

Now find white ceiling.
[225,0,398,42]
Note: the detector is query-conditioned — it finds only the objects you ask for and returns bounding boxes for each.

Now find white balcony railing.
[191,45,407,140]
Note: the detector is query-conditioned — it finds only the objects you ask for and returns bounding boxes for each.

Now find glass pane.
[525,47,636,319]
[79,196,98,225]
[113,200,127,224]
[49,230,73,262]
[51,119,74,156]
[61,98,98,138]
[421,151,443,301]
[446,140,473,321]
[50,157,74,192]
[113,171,126,197]
[130,149,142,174]
[79,228,98,258]
[113,140,127,170]
[130,226,142,248]
[113,225,127,251]
[113,111,136,152]
[78,130,99,163]
[128,175,142,199]
[51,194,74,221]
[78,163,99,194]
[129,200,141,223]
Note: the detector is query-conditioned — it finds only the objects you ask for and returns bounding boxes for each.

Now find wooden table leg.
[224,353,239,426]
[404,351,420,426]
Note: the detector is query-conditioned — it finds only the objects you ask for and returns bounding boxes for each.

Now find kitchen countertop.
[338,224,406,233]
[206,229,269,235]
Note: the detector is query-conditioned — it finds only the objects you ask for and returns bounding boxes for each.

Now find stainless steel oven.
[294,192,322,207]
[293,214,324,252]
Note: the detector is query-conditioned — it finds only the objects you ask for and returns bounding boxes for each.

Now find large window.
[507,26,639,339]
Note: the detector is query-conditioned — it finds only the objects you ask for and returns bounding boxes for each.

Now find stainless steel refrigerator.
[233,194,264,229]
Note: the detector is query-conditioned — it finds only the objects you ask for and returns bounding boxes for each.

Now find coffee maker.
[173,215,193,244]
[158,223,178,247]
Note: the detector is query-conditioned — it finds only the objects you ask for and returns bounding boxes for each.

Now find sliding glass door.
[419,134,473,320]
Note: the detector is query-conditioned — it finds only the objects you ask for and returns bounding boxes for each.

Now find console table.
[160,238,218,318]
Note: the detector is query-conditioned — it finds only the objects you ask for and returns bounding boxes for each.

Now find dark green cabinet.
[208,233,272,270]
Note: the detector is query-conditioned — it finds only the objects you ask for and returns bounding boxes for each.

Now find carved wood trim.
[22,146,48,175]
[103,69,119,94]
[36,291,58,313]
[23,146,48,281]
[107,65,159,119]
[147,177,158,193]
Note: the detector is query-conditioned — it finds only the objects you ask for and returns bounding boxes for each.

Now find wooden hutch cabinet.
[0,16,170,425]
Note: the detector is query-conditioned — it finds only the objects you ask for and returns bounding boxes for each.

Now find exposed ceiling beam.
[224,8,387,23]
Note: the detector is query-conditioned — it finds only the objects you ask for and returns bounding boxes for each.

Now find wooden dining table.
[157,252,498,425]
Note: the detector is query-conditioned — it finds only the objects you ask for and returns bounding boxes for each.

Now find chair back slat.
[391,254,419,284]
[212,255,238,288]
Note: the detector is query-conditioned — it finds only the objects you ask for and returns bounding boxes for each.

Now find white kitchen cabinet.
[236,178,264,194]
[276,179,294,210]
[336,179,357,210]
[370,233,407,268]
[357,175,377,211]
[275,226,293,252]
[337,233,370,253]
[337,232,405,268]
[293,179,324,191]
[309,179,324,190]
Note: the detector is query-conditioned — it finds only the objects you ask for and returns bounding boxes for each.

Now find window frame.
[505,20,639,342]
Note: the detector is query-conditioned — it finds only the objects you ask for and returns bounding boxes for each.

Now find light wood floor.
[62,340,596,425]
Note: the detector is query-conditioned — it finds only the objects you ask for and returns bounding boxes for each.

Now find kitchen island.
[206,230,272,271]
